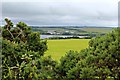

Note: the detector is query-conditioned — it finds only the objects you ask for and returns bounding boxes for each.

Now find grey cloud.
[2,1,118,26]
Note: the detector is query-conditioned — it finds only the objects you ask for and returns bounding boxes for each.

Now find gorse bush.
[2,18,120,80]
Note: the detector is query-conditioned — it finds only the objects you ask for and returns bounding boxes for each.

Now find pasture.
[79,27,113,33]
[45,39,90,61]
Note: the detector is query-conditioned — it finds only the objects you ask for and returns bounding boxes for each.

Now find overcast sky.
[1,0,119,27]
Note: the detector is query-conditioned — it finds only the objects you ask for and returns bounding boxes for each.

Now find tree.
[2,18,32,43]
[2,18,52,80]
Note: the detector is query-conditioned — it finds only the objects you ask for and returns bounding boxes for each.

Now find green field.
[33,27,113,34]
[45,39,90,61]
[79,28,113,33]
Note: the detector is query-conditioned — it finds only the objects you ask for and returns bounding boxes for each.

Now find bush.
[56,28,120,79]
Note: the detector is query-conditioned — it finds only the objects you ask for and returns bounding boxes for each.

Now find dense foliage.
[2,18,55,79]
[55,28,120,79]
[2,18,120,80]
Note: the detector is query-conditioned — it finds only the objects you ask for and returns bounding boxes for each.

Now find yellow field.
[45,39,90,61]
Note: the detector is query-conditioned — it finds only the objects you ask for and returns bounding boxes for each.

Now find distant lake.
[41,35,88,39]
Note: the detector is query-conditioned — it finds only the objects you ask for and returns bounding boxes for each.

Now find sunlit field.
[45,39,90,61]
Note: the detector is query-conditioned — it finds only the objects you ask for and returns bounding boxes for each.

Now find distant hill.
[31,25,114,28]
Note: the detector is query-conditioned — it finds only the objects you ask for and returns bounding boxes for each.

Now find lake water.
[41,35,88,39]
